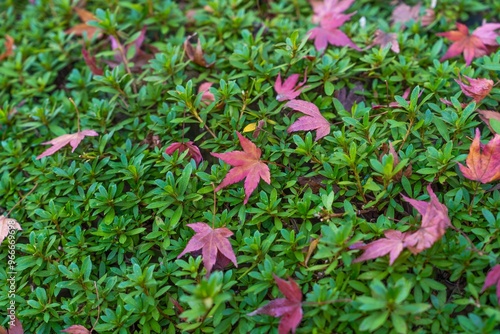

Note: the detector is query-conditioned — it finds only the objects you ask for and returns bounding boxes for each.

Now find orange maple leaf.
[459,129,500,183]
[211,132,270,204]
[66,8,102,39]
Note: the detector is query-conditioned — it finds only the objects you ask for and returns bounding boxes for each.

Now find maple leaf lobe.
[36,130,98,160]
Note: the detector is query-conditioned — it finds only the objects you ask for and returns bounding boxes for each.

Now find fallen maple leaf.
[371,30,400,53]
[0,35,14,62]
[248,275,303,334]
[211,132,270,204]
[184,34,214,68]
[82,45,103,75]
[0,317,23,334]
[177,223,237,274]
[437,22,500,66]
[198,82,215,104]
[455,75,493,103]
[477,109,500,132]
[108,27,154,71]
[352,230,406,265]
[61,325,91,334]
[65,7,102,40]
[391,2,421,26]
[482,264,500,304]
[401,185,451,254]
[308,15,360,51]
[353,185,450,264]
[274,73,307,101]
[165,141,202,165]
[309,0,355,24]
[285,100,330,141]
[458,128,500,183]
[334,81,365,111]
[36,130,99,160]
[0,216,21,244]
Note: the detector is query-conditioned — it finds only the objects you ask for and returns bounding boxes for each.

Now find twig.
[91,281,101,333]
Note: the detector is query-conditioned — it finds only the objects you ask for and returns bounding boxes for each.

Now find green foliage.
[1,0,500,333]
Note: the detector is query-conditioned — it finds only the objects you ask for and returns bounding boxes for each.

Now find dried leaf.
[140,133,162,149]
[482,264,500,304]
[458,128,500,183]
[455,75,493,102]
[177,223,237,274]
[0,216,21,245]
[285,100,330,141]
[0,35,14,61]
[211,132,271,204]
[165,141,202,165]
[36,130,99,160]
[183,34,214,68]
[82,45,103,75]
[66,8,101,39]
[248,275,303,334]
[437,22,500,66]
[61,325,91,334]
[275,73,307,102]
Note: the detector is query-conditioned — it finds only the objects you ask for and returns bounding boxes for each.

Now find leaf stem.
[69,98,81,132]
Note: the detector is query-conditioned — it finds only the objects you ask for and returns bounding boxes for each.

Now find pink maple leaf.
[211,132,271,204]
[352,230,406,265]
[177,223,237,274]
[309,0,355,24]
[285,100,330,141]
[248,275,303,334]
[455,75,493,103]
[198,82,215,104]
[371,30,400,53]
[274,73,307,102]
[353,185,450,264]
[437,22,500,66]
[0,216,21,244]
[482,264,500,304]
[308,16,360,51]
[401,185,451,254]
[458,128,500,183]
[165,141,203,165]
[36,130,98,159]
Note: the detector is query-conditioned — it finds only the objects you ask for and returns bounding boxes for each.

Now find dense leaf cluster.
[1,0,500,333]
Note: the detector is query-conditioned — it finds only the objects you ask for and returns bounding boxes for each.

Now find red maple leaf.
[61,325,91,334]
[248,275,303,334]
[82,45,103,75]
[308,15,360,51]
[36,130,98,160]
[437,22,500,66]
[0,216,21,245]
[455,75,493,103]
[401,185,450,254]
[211,132,270,204]
[458,128,500,183]
[274,73,307,102]
[371,30,400,53]
[165,141,202,165]
[177,223,237,274]
[482,264,500,304]
[285,100,330,141]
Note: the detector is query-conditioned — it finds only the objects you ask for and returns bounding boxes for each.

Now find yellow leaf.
[243,123,257,133]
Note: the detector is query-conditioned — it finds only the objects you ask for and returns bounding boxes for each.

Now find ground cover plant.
[2,0,500,333]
